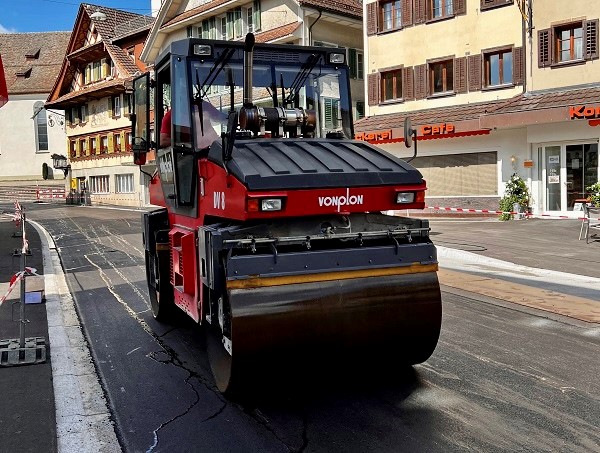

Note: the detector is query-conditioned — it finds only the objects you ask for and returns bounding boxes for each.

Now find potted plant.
[499,173,531,221]
[587,182,600,207]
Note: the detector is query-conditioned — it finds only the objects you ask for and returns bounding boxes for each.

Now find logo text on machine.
[318,188,364,212]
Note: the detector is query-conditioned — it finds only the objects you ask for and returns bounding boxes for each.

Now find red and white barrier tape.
[425,205,599,221]
[0,267,38,307]
[36,188,66,200]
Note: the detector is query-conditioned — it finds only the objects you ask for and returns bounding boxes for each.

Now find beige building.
[358,0,600,217]
[0,32,70,182]
[46,4,153,207]
[143,0,365,121]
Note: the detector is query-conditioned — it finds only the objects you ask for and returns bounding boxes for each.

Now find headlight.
[396,192,415,203]
[329,52,345,64]
[261,198,283,211]
[193,44,212,56]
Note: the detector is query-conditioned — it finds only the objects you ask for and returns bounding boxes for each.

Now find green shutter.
[187,26,193,37]
[253,0,261,31]
[349,49,357,79]
[202,20,209,38]
[324,98,332,129]
[235,7,242,37]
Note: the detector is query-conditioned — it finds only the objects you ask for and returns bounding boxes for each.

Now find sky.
[0,0,156,33]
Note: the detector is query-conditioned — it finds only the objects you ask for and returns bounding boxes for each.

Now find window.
[125,132,132,152]
[246,5,254,33]
[90,136,97,154]
[80,138,87,156]
[71,106,80,124]
[355,101,365,120]
[538,20,598,67]
[113,96,121,117]
[34,102,48,152]
[429,59,453,94]
[381,0,401,31]
[381,69,402,101]
[484,48,513,86]
[80,104,88,123]
[127,47,135,62]
[92,61,101,81]
[70,140,77,158]
[348,49,364,80]
[114,133,121,152]
[202,18,216,39]
[100,136,108,154]
[90,175,110,194]
[323,98,340,130]
[234,7,243,38]
[429,0,453,20]
[115,174,134,193]
[481,0,513,10]
[218,15,227,39]
[556,23,584,62]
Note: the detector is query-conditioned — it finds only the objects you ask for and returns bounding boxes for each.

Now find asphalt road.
[23,204,600,452]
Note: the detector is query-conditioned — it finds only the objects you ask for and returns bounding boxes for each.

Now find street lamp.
[51,154,71,177]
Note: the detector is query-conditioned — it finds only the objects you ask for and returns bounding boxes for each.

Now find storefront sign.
[421,123,455,136]
[354,130,392,141]
[569,105,600,119]
[523,160,534,168]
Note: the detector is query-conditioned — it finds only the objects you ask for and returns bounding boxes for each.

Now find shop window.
[381,0,402,32]
[429,59,453,94]
[484,48,513,87]
[538,19,598,67]
[381,68,402,102]
[411,152,498,196]
[90,175,110,194]
[480,0,513,10]
[115,174,134,193]
[429,0,453,20]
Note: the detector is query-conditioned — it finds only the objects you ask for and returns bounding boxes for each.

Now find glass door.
[543,145,562,212]
[566,144,598,210]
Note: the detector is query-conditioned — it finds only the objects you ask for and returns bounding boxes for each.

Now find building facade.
[142,0,364,122]
[0,32,70,182]
[358,0,600,217]
[46,4,153,207]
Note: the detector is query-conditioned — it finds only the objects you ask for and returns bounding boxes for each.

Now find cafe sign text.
[421,123,455,136]
[569,105,600,120]
[355,130,392,141]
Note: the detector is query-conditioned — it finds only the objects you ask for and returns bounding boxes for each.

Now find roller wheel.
[206,324,235,394]
[145,250,176,322]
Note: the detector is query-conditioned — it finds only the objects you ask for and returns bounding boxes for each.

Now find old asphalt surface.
[0,205,599,452]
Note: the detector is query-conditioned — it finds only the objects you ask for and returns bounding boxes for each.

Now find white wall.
[0,94,67,181]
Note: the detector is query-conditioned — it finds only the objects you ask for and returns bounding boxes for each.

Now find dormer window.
[16,68,32,78]
[25,48,40,60]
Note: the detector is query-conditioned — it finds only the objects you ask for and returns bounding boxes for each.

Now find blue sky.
[0,0,155,33]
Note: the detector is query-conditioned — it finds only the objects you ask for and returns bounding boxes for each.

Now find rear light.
[247,197,285,212]
[395,191,425,204]
[396,192,415,204]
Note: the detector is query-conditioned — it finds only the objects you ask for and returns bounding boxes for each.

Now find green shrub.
[587,182,600,207]
[499,173,530,221]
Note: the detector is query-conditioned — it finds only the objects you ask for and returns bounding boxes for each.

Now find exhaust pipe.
[243,33,255,107]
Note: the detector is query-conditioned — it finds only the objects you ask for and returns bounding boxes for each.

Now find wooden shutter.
[454,57,467,93]
[454,0,467,15]
[468,54,482,91]
[367,73,380,105]
[401,0,413,27]
[414,64,427,99]
[367,2,379,35]
[413,0,426,24]
[107,98,113,118]
[585,19,599,60]
[512,46,524,85]
[538,28,551,67]
[402,67,414,100]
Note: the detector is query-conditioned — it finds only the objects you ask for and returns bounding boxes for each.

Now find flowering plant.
[499,173,530,221]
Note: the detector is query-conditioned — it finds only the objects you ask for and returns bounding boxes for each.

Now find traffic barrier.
[0,267,38,307]
[36,188,66,202]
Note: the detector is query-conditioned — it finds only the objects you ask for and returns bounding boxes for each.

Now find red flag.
[0,54,8,109]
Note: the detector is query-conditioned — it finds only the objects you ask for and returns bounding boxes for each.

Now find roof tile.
[299,0,362,19]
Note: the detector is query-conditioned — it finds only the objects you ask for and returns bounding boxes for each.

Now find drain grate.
[0,337,46,366]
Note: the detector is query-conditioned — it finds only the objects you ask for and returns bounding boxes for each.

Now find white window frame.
[115,173,134,193]
[113,96,121,118]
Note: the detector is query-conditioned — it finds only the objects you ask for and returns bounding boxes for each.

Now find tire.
[145,249,176,322]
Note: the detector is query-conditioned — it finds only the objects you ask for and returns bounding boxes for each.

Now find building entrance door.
[541,143,598,213]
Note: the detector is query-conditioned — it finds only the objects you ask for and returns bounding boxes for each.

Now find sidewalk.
[0,209,598,452]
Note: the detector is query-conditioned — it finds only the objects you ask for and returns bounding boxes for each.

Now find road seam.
[28,219,122,453]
